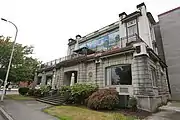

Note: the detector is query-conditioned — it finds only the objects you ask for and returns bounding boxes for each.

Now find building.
[158,7,180,100]
[34,3,170,112]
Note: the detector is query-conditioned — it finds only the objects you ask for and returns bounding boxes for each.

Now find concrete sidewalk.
[145,102,180,120]
[159,102,180,112]
[0,100,58,120]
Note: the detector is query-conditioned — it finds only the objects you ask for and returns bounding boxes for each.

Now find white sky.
[0,0,179,62]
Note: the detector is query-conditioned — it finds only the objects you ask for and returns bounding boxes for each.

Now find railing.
[89,33,143,52]
[38,54,84,69]
[38,34,143,70]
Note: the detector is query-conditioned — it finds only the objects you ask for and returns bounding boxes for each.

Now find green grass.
[44,105,136,120]
[6,94,35,100]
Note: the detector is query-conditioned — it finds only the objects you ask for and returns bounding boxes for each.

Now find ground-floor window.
[150,65,157,87]
[105,64,132,85]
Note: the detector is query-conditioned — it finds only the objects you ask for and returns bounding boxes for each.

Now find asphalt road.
[0,90,18,95]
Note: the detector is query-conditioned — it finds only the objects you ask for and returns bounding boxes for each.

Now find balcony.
[38,34,143,70]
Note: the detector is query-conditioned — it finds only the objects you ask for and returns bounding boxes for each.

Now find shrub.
[70,83,98,104]
[27,89,35,96]
[59,86,71,95]
[40,85,51,96]
[128,97,137,111]
[87,88,120,110]
[18,87,29,95]
[59,84,98,104]
[33,89,43,98]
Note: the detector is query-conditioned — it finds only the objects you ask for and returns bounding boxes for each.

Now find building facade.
[34,3,170,112]
[158,7,180,100]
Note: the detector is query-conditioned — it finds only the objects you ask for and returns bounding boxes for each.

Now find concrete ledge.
[0,107,14,120]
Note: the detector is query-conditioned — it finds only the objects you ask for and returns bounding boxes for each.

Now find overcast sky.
[0,0,179,63]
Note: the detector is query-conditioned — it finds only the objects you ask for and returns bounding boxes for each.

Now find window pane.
[111,65,132,85]
[151,66,157,87]
[128,25,137,36]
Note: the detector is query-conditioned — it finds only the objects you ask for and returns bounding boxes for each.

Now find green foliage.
[59,86,72,103]
[18,87,29,95]
[59,86,71,95]
[70,83,98,104]
[59,84,98,104]
[27,88,35,96]
[128,97,137,111]
[33,89,43,98]
[87,88,120,110]
[39,85,51,96]
[0,36,40,83]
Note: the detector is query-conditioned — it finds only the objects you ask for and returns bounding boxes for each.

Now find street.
[0,89,18,95]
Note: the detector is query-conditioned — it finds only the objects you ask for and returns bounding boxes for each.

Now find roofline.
[158,6,180,16]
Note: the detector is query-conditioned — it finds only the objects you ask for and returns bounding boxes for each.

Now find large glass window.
[105,64,132,85]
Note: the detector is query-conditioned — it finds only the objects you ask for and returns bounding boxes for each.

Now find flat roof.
[158,6,180,16]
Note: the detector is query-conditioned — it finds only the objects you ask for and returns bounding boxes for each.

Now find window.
[150,66,157,87]
[105,64,132,85]
[127,19,138,36]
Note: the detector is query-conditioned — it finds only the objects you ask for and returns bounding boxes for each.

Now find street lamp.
[1,18,18,101]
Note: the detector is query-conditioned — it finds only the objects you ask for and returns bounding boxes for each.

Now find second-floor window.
[127,19,138,36]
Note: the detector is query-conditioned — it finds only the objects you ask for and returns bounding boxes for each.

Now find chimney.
[137,2,147,16]
[119,12,127,39]
[119,12,127,20]
[136,2,153,49]
[75,35,81,50]
[76,34,81,39]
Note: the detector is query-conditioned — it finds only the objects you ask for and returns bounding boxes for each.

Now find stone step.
[37,99,62,105]
[36,95,65,105]
[39,96,64,100]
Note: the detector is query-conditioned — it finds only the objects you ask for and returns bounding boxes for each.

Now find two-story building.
[34,3,170,112]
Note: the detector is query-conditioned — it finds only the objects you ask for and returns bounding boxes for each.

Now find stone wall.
[132,55,153,96]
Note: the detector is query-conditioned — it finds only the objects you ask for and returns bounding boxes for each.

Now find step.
[38,97,65,101]
[37,99,62,105]
[37,99,64,103]
[36,95,65,105]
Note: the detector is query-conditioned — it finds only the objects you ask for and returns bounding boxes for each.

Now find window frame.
[127,19,138,36]
[105,64,132,86]
[150,65,157,87]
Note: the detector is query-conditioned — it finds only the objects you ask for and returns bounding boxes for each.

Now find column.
[70,73,75,86]
[41,71,46,85]
[52,69,56,89]
[32,72,38,88]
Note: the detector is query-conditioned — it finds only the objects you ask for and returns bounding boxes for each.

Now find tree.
[0,36,40,83]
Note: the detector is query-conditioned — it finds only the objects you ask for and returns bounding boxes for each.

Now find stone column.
[32,71,38,88]
[51,69,56,89]
[41,71,46,85]
[70,73,75,86]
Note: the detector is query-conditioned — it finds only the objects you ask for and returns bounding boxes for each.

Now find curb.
[0,107,14,120]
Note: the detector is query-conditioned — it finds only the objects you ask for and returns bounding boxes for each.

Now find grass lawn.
[44,105,136,120]
[6,94,35,100]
